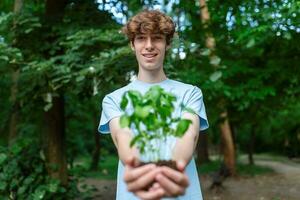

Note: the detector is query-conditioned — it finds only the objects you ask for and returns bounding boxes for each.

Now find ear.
[130,41,135,51]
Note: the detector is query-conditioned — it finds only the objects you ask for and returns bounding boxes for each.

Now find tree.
[199,0,236,175]
[8,0,24,146]
[42,0,69,185]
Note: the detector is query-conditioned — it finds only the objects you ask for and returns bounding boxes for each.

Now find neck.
[137,67,167,83]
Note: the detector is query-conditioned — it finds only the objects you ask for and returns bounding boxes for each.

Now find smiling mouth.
[142,53,158,58]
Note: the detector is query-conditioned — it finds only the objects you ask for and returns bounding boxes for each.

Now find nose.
[145,37,154,50]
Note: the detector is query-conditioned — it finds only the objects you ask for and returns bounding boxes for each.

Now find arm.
[109,117,138,165]
[172,112,200,165]
[172,86,205,163]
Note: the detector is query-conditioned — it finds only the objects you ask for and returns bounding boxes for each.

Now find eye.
[153,36,163,40]
[136,36,146,40]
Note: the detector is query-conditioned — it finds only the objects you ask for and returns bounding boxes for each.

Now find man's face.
[131,33,168,72]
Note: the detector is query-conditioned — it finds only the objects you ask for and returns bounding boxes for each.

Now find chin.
[142,65,161,71]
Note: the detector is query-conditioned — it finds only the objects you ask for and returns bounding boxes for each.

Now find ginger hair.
[122,10,176,45]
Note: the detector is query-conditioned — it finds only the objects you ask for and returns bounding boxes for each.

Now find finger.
[135,188,165,200]
[149,182,161,191]
[156,173,185,197]
[161,166,189,187]
[124,164,156,182]
[127,168,161,191]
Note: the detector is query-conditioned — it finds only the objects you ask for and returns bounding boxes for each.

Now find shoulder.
[167,79,202,95]
[104,82,134,101]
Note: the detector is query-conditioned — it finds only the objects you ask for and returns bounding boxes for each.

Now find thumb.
[125,155,140,167]
[124,156,134,166]
[132,156,140,167]
[176,160,187,172]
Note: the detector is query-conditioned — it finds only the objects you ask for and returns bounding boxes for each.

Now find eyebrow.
[136,34,163,37]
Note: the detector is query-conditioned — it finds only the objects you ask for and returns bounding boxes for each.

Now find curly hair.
[122,10,176,45]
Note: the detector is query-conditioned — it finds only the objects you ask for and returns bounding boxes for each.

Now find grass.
[71,154,118,180]
[236,162,274,176]
[198,159,274,177]
[198,160,222,174]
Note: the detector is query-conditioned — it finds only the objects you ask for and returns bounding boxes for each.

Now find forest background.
[0,0,299,199]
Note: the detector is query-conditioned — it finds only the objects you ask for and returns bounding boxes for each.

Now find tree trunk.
[8,0,24,146]
[219,111,236,175]
[248,127,255,165]
[44,96,68,185]
[199,0,236,175]
[90,116,101,170]
[197,132,210,165]
[44,0,68,185]
[8,69,20,145]
[14,0,23,12]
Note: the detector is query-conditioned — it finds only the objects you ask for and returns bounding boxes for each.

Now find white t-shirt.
[99,79,209,200]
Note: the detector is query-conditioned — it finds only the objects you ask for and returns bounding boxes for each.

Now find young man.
[99,10,209,200]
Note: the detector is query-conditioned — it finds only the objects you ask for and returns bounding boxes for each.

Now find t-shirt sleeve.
[184,86,209,131]
[98,95,122,134]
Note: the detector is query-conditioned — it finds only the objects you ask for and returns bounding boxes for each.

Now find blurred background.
[0,0,299,199]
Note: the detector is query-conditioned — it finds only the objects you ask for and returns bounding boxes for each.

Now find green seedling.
[120,85,194,162]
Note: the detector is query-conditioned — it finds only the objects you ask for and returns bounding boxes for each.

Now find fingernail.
[159,189,164,195]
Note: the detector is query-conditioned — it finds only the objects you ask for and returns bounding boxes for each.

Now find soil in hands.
[141,160,177,170]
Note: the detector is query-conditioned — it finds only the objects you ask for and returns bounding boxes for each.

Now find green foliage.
[0,41,23,68]
[120,86,193,161]
[18,26,133,110]
[0,138,92,200]
[72,154,118,180]
[251,100,300,157]
[171,0,300,157]
[0,5,135,112]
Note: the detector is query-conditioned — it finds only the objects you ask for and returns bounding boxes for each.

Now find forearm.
[115,128,139,164]
[109,117,139,165]
[172,113,200,166]
[172,131,198,165]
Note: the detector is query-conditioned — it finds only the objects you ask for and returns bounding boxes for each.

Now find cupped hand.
[123,156,165,200]
[154,160,189,197]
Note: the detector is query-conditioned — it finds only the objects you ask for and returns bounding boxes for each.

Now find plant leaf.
[0,153,7,165]
[120,115,129,128]
[120,94,128,110]
[127,90,142,107]
[209,71,222,82]
[175,119,192,137]
[135,105,151,118]
[130,134,142,147]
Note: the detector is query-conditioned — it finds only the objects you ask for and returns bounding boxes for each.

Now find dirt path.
[82,158,300,200]
[255,160,300,177]
[239,155,300,175]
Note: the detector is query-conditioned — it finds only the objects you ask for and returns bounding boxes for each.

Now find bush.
[0,138,90,200]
